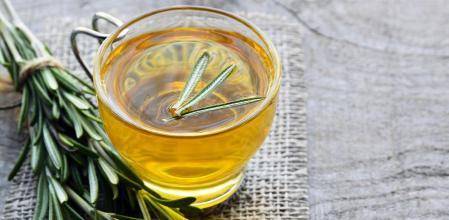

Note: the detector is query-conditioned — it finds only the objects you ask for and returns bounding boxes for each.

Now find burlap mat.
[1,9,308,220]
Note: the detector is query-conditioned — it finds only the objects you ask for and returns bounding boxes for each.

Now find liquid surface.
[98,27,276,207]
[101,28,270,134]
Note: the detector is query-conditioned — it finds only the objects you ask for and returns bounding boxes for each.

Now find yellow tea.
[98,27,277,207]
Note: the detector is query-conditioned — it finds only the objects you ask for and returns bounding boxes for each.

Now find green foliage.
[0,1,201,219]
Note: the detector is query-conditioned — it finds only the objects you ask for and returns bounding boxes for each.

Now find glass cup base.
[143,172,245,209]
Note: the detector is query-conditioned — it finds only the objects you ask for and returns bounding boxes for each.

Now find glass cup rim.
[93,6,282,138]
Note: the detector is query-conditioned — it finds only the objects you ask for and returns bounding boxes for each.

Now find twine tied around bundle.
[18,56,63,88]
[0,56,63,110]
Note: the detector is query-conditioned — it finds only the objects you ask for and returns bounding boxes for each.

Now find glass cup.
[92,6,281,208]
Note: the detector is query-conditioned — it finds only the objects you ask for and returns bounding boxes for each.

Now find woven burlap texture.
[1,13,308,220]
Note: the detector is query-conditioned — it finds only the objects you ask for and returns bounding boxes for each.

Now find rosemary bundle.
[0,1,199,219]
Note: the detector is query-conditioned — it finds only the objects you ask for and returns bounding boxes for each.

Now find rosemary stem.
[174,64,236,116]
[64,186,95,215]
[172,52,210,110]
[0,17,23,62]
[1,0,49,56]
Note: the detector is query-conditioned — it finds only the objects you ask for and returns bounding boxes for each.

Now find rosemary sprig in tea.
[174,63,237,116]
[0,1,199,219]
[169,51,265,120]
[171,52,210,110]
[164,96,264,122]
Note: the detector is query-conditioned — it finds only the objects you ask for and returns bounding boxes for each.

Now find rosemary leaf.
[51,101,60,119]
[175,64,236,115]
[111,183,119,200]
[11,61,18,89]
[83,88,96,95]
[0,45,4,64]
[91,141,115,166]
[179,206,203,217]
[78,111,102,140]
[52,68,82,93]
[43,123,62,169]
[30,142,44,174]
[165,96,264,122]
[93,123,110,141]
[144,195,185,220]
[69,165,84,194]
[136,191,152,220]
[55,90,64,107]
[98,158,119,185]
[63,69,95,91]
[48,183,64,220]
[7,138,30,180]
[63,103,83,138]
[58,133,98,157]
[46,169,68,203]
[33,173,49,220]
[63,203,85,220]
[145,198,163,220]
[109,167,143,191]
[172,52,210,110]
[81,109,102,123]
[31,75,51,104]
[99,141,144,186]
[63,91,90,110]
[88,158,99,204]
[17,85,29,131]
[46,157,59,177]
[32,108,43,145]
[64,186,95,215]
[48,190,54,220]
[110,213,144,220]
[60,154,69,182]
[42,68,58,90]
[28,90,37,124]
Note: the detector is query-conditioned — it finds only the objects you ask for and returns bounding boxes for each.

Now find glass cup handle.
[70,12,125,81]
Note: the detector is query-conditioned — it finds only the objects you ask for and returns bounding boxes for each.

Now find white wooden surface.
[2,0,449,219]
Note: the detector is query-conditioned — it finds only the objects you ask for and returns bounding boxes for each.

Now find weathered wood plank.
[276,0,449,219]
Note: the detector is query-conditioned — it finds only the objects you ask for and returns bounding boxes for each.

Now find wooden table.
[2,0,449,219]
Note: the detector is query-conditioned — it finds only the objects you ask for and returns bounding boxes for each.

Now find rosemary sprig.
[169,53,264,120]
[164,96,264,122]
[0,1,199,219]
[174,63,236,116]
[171,52,210,110]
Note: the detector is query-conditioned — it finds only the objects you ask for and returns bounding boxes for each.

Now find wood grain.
[275,0,449,219]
